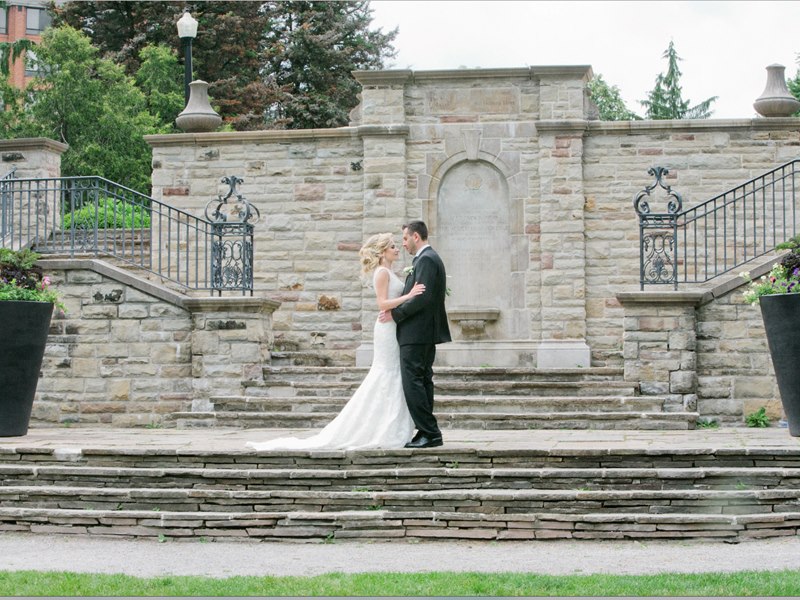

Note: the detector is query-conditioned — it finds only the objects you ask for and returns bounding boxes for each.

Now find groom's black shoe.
[404,435,443,449]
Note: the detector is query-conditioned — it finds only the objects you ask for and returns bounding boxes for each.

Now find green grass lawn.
[2,569,800,597]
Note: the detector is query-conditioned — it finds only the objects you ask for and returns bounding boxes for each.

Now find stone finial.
[176,80,222,133]
[753,64,800,118]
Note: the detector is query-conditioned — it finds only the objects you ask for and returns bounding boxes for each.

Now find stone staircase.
[1,444,799,542]
[170,366,698,430]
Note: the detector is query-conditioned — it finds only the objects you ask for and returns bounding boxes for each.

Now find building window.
[0,9,7,34]
[26,7,51,34]
[24,50,39,77]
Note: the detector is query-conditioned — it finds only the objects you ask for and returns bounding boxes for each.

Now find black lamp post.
[176,11,198,106]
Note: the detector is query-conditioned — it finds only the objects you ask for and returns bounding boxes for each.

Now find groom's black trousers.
[399,343,441,438]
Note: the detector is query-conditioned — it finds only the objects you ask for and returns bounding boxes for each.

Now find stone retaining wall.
[34,259,279,427]
[143,66,799,423]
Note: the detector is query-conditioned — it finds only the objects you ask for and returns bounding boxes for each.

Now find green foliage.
[695,418,719,429]
[4,26,159,194]
[788,67,800,117]
[61,198,151,230]
[0,37,34,78]
[587,75,640,121]
[262,1,397,129]
[3,569,800,597]
[55,1,397,130]
[745,407,770,428]
[134,45,184,132]
[640,41,717,120]
[0,248,64,310]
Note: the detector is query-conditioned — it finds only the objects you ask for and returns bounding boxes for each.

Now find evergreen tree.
[587,74,640,121]
[640,41,717,119]
[53,0,397,130]
[261,1,397,129]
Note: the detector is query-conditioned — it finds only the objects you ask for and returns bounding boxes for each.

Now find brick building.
[0,0,51,89]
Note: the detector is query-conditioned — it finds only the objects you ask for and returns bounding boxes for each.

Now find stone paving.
[3,426,798,452]
[3,426,800,544]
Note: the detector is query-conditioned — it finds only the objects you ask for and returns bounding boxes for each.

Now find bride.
[246,233,425,450]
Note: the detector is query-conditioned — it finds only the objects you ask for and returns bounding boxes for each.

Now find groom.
[379,220,451,448]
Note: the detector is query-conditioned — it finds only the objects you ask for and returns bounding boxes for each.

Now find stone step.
[3,464,799,491]
[171,410,698,430]
[5,505,797,541]
[8,446,800,470]
[262,366,626,383]
[4,485,800,517]
[208,395,667,414]
[245,379,639,398]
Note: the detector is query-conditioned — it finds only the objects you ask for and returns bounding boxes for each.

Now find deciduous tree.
[6,26,159,192]
[53,0,396,130]
[587,74,640,121]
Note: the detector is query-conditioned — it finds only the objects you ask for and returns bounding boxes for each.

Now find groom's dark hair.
[403,220,428,240]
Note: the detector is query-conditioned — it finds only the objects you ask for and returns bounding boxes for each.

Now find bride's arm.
[374,269,425,311]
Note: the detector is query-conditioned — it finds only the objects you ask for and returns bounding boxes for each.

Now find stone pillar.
[353,71,411,366]
[532,67,593,368]
[184,297,280,411]
[617,291,704,412]
[535,120,590,367]
[0,138,68,179]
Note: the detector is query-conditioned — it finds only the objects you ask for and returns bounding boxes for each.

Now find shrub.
[62,198,151,230]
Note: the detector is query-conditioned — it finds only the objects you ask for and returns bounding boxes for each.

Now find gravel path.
[2,533,799,578]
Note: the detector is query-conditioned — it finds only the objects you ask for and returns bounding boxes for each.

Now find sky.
[368,1,800,119]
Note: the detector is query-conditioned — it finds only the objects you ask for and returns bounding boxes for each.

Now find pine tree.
[640,41,717,120]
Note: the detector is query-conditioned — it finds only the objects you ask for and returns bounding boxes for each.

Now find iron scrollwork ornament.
[635,167,682,289]
[633,166,682,220]
[206,176,258,295]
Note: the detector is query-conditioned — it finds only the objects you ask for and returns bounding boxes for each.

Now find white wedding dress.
[246,267,415,450]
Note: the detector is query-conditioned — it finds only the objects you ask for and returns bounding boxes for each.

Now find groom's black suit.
[391,246,451,439]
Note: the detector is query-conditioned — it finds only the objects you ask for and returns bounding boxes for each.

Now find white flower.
[402,266,414,276]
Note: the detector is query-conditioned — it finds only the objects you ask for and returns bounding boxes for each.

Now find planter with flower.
[0,248,65,437]
[740,236,800,436]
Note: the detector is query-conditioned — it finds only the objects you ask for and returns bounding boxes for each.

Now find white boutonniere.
[402,266,414,276]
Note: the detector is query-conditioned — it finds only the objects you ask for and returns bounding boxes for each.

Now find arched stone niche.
[422,129,534,367]
[436,160,510,339]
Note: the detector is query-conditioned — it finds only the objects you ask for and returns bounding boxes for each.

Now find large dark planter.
[760,293,800,436]
[0,301,54,437]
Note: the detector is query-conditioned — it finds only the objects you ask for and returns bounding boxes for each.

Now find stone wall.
[147,130,366,364]
[147,68,800,374]
[141,66,800,423]
[34,258,278,426]
[618,256,784,424]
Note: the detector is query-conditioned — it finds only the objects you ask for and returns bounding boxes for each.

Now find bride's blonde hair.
[359,232,394,274]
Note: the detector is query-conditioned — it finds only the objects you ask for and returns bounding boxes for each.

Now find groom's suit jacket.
[392,247,452,346]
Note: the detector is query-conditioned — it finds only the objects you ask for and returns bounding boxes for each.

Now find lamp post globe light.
[176,11,198,105]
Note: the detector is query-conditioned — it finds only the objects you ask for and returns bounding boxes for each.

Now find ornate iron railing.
[635,161,800,289]
[0,172,258,295]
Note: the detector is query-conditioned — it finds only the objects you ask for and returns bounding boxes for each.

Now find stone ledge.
[38,258,280,313]
[617,290,708,306]
[0,137,69,154]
